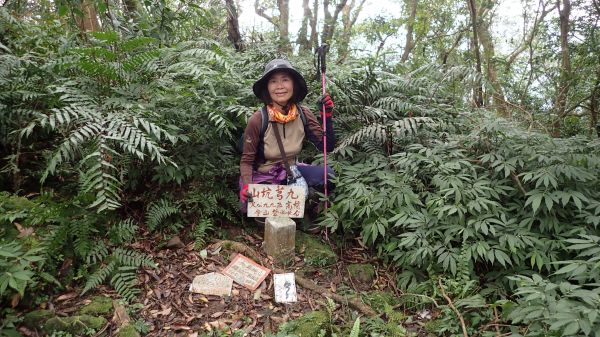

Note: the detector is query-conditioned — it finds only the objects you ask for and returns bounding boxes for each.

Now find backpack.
[237,104,308,156]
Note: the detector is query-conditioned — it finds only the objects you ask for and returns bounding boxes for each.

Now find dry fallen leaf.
[15,222,35,238]
[11,294,20,307]
[55,292,78,302]
[150,307,172,317]
[210,311,224,318]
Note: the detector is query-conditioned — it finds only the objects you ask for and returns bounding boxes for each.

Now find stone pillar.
[264,217,295,263]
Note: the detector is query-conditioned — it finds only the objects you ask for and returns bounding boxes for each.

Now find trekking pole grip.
[318,44,329,73]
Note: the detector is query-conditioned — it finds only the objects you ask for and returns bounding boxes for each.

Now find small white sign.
[247,184,305,218]
[189,272,233,296]
[273,273,297,303]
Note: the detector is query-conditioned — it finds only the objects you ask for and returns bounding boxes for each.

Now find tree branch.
[438,278,469,337]
[254,0,275,25]
[505,0,555,71]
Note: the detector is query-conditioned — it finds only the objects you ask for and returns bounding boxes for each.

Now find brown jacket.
[240,105,335,185]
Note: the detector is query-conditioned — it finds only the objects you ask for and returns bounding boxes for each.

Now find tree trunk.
[297,0,311,52]
[589,14,600,137]
[322,0,347,45]
[277,0,291,54]
[225,0,244,51]
[122,0,141,21]
[590,72,599,137]
[440,29,465,65]
[310,0,319,51]
[337,0,366,63]
[400,0,418,63]
[254,0,291,54]
[467,0,483,107]
[477,8,509,116]
[77,0,100,32]
[552,0,572,136]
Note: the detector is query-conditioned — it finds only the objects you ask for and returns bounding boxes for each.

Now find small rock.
[347,264,375,283]
[189,272,233,296]
[166,236,185,249]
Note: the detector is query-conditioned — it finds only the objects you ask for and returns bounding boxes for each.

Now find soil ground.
[16,224,429,337]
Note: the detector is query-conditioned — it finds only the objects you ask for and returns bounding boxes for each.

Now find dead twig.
[438,278,469,337]
[494,307,501,337]
[511,173,528,196]
[215,240,378,318]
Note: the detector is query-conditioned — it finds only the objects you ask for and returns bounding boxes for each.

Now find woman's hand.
[317,94,334,117]
[240,184,251,203]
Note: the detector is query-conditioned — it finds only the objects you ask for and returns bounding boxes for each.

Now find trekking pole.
[316,44,329,212]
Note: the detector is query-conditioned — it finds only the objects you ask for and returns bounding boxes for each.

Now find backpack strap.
[296,104,307,126]
[259,106,269,138]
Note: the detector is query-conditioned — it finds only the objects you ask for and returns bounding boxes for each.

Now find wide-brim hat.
[252,59,308,102]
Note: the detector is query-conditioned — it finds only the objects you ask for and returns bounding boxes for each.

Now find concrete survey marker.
[189,272,233,296]
[247,184,305,218]
[222,254,271,290]
[273,273,297,303]
[264,217,295,262]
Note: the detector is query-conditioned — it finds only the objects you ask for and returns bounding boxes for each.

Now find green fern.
[85,241,109,265]
[110,266,140,302]
[146,198,181,233]
[108,219,138,245]
[13,33,179,213]
[112,248,156,268]
[82,260,116,295]
[348,318,360,337]
[82,248,156,301]
[192,218,215,249]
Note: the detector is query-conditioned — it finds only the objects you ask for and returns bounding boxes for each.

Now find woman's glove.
[317,94,334,118]
[240,184,251,203]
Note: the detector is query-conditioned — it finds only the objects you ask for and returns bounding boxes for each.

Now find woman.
[239,59,335,211]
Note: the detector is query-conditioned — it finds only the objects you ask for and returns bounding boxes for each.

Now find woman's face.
[267,71,294,107]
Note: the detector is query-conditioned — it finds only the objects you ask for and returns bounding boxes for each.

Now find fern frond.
[120,37,158,52]
[349,318,361,337]
[112,248,157,268]
[110,266,140,302]
[86,241,109,265]
[109,117,174,165]
[122,50,160,72]
[108,219,138,245]
[334,118,437,153]
[82,260,116,295]
[146,198,181,232]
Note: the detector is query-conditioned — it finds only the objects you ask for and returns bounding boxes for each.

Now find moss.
[22,310,54,328]
[79,296,113,315]
[347,264,375,283]
[296,231,337,266]
[44,315,107,335]
[362,291,399,312]
[118,323,140,337]
[279,311,329,337]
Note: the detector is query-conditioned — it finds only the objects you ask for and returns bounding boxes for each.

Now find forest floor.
[17,224,432,337]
